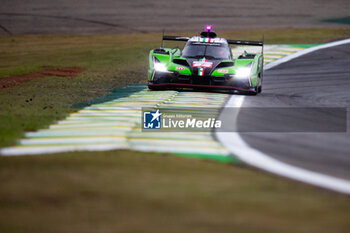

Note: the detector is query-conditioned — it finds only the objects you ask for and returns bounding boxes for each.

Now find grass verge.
[0,150,350,233]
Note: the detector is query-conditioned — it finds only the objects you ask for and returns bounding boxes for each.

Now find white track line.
[217,38,350,195]
[265,38,350,70]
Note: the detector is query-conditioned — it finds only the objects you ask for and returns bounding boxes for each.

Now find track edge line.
[217,38,350,195]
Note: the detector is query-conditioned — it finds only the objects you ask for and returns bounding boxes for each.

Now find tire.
[252,87,258,95]
[258,72,263,93]
[258,85,262,93]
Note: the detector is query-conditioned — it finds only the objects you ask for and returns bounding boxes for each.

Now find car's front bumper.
[148,71,255,92]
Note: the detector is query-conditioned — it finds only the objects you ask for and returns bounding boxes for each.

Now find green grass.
[0,150,350,233]
[1,28,350,232]
[0,34,159,146]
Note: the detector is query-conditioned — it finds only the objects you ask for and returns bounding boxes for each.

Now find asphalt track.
[1,0,350,34]
[222,41,350,182]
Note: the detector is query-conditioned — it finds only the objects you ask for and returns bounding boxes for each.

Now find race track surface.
[1,0,350,34]
[237,42,350,180]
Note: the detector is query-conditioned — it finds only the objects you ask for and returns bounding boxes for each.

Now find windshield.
[182,42,231,60]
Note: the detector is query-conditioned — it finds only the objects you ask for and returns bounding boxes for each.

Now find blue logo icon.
[143,110,162,129]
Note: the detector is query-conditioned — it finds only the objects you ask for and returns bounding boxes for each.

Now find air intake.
[173,59,189,67]
[216,62,234,68]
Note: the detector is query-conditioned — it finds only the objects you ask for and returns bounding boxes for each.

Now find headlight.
[235,67,251,78]
[154,62,168,72]
[153,56,168,72]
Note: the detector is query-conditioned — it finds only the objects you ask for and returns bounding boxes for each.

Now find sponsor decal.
[198,68,205,76]
[193,61,213,68]
[175,66,185,71]
[217,69,229,74]
[143,110,161,129]
[202,38,212,43]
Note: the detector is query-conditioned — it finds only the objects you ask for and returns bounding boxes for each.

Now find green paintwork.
[148,37,264,90]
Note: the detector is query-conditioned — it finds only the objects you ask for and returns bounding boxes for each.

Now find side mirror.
[171,47,181,56]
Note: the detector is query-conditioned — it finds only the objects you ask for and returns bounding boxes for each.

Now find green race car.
[148,26,264,95]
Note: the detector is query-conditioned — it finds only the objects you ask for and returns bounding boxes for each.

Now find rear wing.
[162,37,263,46]
[161,29,190,48]
[227,40,263,46]
[160,32,264,61]
[162,36,190,42]
[162,36,189,48]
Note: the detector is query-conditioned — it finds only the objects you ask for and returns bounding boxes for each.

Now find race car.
[147,26,264,94]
